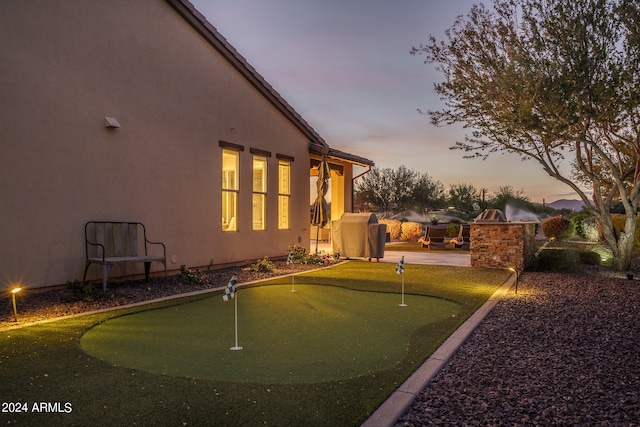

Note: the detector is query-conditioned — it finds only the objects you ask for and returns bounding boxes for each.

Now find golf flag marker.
[397,256,407,307]
[287,250,296,292]
[222,274,237,301]
[223,275,242,350]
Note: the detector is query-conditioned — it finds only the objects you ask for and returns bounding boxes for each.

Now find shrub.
[578,250,601,266]
[286,244,338,265]
[180,265,209,285]
[570,213,590,239]
[379,219,402,240]
[446,223,460,238]
[400,221,422,241]
[62,280,100,303]
[529,248,601,271]
[581,216,602,242]
[287,244,307,261]
[541,215,574,240]
[248,257,275,272]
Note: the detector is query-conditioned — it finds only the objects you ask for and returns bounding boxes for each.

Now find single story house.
[0,0,373,290]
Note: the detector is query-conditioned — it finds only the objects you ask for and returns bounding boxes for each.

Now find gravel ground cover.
[398,270,640,426]
[0,263,322,329]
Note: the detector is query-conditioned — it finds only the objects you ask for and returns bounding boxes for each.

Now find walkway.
[313,241,471,268]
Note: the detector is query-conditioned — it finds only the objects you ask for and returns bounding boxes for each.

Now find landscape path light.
[508,267,518,294]
[11,287,21,322]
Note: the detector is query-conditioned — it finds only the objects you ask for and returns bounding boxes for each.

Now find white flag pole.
[399,271,407,307]
[231,292,242,350]
[396,256,407,307]
[288,250,296,292]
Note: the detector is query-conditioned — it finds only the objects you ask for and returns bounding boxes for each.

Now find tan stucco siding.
[0,1,310,289]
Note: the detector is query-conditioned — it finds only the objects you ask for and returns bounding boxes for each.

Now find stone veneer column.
[470,222,537,270]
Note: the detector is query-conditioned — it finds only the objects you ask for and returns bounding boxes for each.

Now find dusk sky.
[191,0,579,203]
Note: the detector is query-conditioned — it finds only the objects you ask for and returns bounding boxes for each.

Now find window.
[278,160,291,229]
[252,156,267,230]
[222,150,238,231]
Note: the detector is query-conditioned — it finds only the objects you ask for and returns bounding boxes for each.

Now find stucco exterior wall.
[470,223,537,270]
[0,1,313,289]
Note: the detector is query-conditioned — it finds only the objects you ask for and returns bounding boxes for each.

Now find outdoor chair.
[419,225,448,249]
[451,224,470,249]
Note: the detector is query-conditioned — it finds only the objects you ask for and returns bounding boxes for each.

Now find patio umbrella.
[311,156,330,253]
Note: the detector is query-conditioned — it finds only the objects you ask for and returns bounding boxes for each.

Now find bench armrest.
[85,241,106,262]
[144,239,166,258]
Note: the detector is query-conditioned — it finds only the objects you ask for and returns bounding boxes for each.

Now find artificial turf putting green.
[81,284,461,383]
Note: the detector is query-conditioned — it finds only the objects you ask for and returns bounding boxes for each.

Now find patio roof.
[309,142,374,167]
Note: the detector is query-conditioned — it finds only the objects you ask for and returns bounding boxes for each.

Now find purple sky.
[191,0,578,203]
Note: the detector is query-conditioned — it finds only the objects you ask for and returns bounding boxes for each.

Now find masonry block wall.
[470,222,537,270]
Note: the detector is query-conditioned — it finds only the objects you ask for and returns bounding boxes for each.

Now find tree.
[447,183,482,214]
[354,166,446,212]
[411,172,446,211]
[413,0,640,270]
[354,167,395,213]
[488,185,530,211]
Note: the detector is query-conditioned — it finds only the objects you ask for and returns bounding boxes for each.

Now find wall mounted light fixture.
[104,116,121,129]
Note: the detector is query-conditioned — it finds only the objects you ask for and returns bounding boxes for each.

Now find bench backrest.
[460,224,471,240]
[426,226,447,242]
[85,221,148,258]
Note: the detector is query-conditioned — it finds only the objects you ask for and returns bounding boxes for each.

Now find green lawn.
[0,261,509,427]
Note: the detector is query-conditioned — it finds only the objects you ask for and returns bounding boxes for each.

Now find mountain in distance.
[546,199,588,211]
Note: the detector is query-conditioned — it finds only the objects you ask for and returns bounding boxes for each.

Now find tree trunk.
[599,213,636,271]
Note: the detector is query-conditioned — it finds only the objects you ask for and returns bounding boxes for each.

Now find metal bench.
[83,221,167,291]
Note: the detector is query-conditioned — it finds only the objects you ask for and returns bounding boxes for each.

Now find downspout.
[352,166,372,212]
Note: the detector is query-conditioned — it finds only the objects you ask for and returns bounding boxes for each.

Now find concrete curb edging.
[361,271,518,427]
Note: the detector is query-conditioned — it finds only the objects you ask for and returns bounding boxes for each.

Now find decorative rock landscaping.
[398,270,640,426]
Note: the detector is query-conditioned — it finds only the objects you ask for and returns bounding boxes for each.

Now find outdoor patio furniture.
[332,213,386,260]
[83,221,167,291]
[419,225,448,249]
[451,224,471,249]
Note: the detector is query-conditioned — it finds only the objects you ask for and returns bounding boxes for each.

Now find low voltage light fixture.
[11,287,21,322]
[508,267,518,294]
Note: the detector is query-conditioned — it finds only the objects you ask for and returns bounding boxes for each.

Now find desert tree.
[354,166,445,212]
[447,182,483,214]
[413,0,640,270]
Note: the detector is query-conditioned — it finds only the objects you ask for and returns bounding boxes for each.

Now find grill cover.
[475,209,507,222]
[331,213,386,259]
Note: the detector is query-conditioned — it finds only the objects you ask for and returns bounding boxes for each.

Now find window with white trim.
[252,156,267,230]
[222,149,238,231]
[278,160,291,229]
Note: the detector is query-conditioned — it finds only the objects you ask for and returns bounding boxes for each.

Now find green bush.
[541,215,574,240]
[446,223,460,238]
[528,249,578,271]
[379,219,402,240]
[286,244,338,265]
[400,221,422,241]
[570,213,590,239]
[528,248,601,271]
[180,266,210,285]
[581,216,602,242]
[62,280,100,303]
[578,250,601,265]
[248,257,275,272]
[287,244,307,261]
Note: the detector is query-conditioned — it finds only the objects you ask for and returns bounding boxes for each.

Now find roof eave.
[166,0,328,148]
